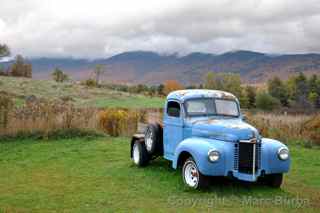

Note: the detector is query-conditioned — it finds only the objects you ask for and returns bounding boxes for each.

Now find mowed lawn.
[0,137,319,212]
[94,96,164,109]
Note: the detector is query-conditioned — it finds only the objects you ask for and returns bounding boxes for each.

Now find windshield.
[184,98,239,117]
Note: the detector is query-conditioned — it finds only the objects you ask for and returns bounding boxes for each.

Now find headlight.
[208,150,220,162]
[278,147,289,160]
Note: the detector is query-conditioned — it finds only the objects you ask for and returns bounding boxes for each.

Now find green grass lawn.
[94,95,164,109]
[0,137,319,212]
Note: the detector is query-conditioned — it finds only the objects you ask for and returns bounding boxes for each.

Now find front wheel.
[265,174,283,188]
[182,157,209,189]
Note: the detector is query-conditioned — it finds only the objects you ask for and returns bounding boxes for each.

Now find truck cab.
[131,89,290,189]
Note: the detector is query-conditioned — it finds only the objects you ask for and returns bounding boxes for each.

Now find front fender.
[261,138,291,174]
[173,137,232,176]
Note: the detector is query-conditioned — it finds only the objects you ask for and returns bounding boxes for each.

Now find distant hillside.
[0,76,164,108]
[1,50,320,84]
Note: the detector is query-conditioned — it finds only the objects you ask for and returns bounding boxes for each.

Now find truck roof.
[167,89,237,102]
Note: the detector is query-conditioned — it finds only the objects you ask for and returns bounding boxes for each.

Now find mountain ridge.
[1,50,320,84]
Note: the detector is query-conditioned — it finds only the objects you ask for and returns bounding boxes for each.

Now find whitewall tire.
[182,157,209,189]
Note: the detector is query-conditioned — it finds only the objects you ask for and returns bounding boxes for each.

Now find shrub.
[256,92,280,111]
[52,68,69,82]
[98,108,141,136]
[83,79,97,87]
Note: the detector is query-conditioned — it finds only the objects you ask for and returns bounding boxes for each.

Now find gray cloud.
[1,0,320,58]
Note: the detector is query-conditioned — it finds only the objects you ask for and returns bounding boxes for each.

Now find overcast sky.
[1,0,320,58]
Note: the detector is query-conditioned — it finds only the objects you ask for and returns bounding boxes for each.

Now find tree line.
[202,72,320,111]
[106,72,320,111]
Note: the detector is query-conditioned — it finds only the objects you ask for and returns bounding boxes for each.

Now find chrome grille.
[256,142,261,169]
[234,143,239,170]
[234,138,261,174]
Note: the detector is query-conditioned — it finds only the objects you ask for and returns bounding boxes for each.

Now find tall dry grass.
[0,92,14,131]
[0,93,160,138]
[0,98,99,138]
[246,112,320,146]
[1,91,319,147]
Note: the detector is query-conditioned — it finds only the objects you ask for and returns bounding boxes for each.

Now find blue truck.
[130,89,290,189]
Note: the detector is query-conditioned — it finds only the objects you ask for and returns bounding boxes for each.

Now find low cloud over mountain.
[1,0,320,58]
[2,50,320,84]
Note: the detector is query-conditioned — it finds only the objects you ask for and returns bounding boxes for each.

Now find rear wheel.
[132,141,149,167]
[182,157,209,189]
[265,174,283,188]
[144,123,161,155]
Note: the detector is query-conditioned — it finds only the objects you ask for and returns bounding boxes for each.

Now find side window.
[167,101,181,117]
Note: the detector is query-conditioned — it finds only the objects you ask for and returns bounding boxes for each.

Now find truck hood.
[187,117,259,142]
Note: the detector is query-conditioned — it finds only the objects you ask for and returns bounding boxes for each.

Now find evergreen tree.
[268,77,289,106]
[245,85,256,108]
[0,44,10,59]
[256,92,280,111]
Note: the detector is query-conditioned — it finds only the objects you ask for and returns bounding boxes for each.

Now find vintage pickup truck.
[130,89,290,189]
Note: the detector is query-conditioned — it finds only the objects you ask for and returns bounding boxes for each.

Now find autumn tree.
[52,68,69,82]
[203,72,242,97]
[163,80,184,95]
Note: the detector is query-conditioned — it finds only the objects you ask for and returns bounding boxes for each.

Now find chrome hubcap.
[145,130,153,152]
[184,162,199,188]
[133,144,140,164]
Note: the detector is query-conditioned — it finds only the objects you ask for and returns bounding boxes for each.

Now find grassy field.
[0,137,319,212]
[0,76,164,108]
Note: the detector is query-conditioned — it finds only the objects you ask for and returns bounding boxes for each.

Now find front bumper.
[199,138,291,182]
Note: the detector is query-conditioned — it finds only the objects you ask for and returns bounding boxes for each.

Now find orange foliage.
[163,80,184,95]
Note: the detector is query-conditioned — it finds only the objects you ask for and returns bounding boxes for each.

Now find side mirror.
[241,114,247,121]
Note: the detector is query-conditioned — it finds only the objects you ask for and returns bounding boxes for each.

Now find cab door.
[163,100,184,160]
